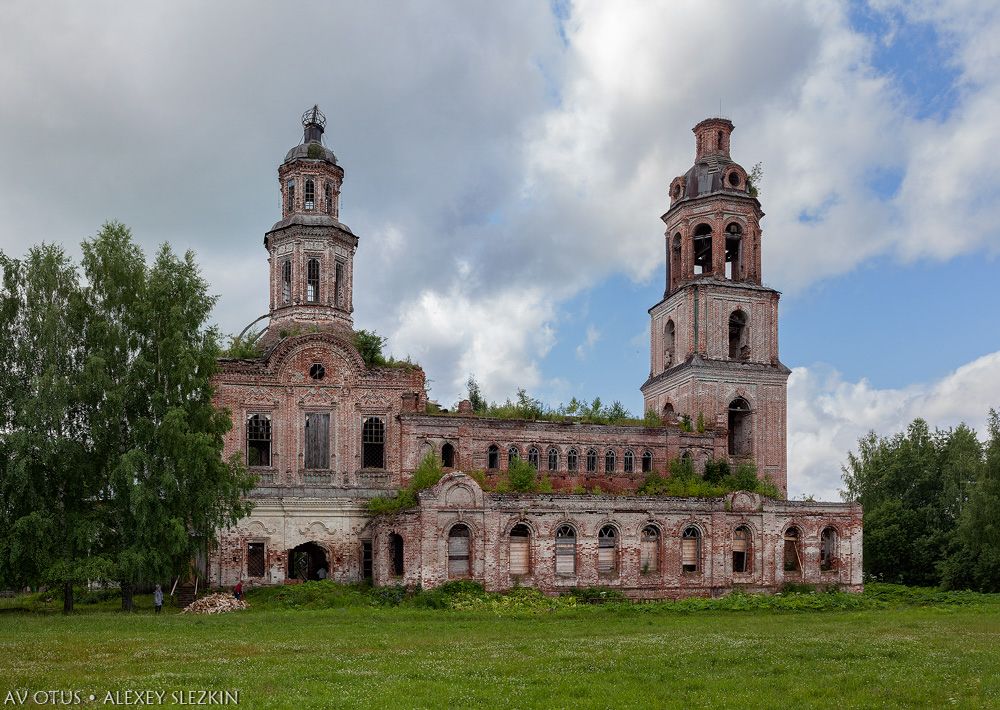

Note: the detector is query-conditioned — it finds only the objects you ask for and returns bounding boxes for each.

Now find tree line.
[0,223,255,612]
[842,411,1000,591]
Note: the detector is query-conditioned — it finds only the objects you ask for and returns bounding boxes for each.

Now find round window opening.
[728,172,741,187]
[309,363,326,380]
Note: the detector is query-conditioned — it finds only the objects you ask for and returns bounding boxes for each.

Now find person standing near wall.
[153,585,163,614]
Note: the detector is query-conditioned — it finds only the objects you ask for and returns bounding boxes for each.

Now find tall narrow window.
[725,223,743,280]
[642,450,653,473]
[733,526,751,573]
[509,524,530,575]
[693,223,713,274]
[728,398,752,457]
[362,417,385,469]
[555,525,576,576]
[783,527,801,573]
[567,448,579,472]
[820,527,837,571]
[247,414,271,467]
[640,525,660,574]
[304,178,315,210]
[664,319,676,368]
[527,447,540,469]
[304,412,330,469]
[307,258,320,302]
[390,533,404,577]
[335,261,344,307]
[682,526,701,573]
[623,449,635,473]
[448,524,471,578]
[325,182,333,214]
[487,445,499,470]
[604,449,616,473]
[586,448,597,473]
[670,234,682,289]
[508,446,519,466]
[442,442,455,468]
[729,309,748,360]
[286,179,295,212]
[281,260,291,304]
[597,525,618,575]
[547,447,559,472]
[247,542,265,577]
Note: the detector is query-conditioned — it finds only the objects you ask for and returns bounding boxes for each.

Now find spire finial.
[301,105,326,143]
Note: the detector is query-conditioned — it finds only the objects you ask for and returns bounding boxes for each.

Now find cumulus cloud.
[575,325,600,361]
[788,351,1000,501]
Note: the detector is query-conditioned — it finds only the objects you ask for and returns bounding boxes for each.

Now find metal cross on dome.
[302,104,326,128]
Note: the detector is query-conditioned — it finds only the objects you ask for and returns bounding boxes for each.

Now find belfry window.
[307,258,320,302]
[281,260,291,304]
[729,310,749,360]
[286,179,295,212]
[335,262,344,307]
[362,417,385,469]
[247,414,271,467]
[664,319,676,368]
[693,224,712,274]
[725,223,743,280]
[728,398,752,457]
[304,179,315,210]
[325,182,333,214]
[670,233,682,288]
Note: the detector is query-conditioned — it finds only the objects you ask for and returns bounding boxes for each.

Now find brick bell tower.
[264,106,357,336]
[641,118,790,494]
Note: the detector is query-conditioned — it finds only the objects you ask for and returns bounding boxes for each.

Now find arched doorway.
[288,542,329,581]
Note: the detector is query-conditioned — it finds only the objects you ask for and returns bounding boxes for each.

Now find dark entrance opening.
[362,541,373,582]
[390,533,404,576]
[287,541,328,581]
[442,442,455,468]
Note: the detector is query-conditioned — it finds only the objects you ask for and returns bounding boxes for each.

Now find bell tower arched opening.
[728,398,752,457]
[693,224,713,275]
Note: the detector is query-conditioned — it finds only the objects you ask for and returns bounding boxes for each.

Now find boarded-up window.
[362,417,385,469]
[682,526,701,573]
[555,525,576,576]
[487,445,499,470]
[509,524,530,575]
[247,542,265,577]
[448,525,471,578]
[733,526,750,573]
[640,525,659,573]
[598,525,618,575]
[390,533,404,577]
[567,448,578,472]
[783,527,801,572]
[820,527,837,571]
[247,414,271,467]
[304,412,330,469]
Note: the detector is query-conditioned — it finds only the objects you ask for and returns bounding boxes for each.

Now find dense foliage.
[353,329,418,370]
[842,412,1000,591]
[638,457,782,498]
[367,452,444,515]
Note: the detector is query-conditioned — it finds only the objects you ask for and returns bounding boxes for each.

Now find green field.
[1,585,999,709]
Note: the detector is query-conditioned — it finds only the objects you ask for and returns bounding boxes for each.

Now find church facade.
[208,108,862,597]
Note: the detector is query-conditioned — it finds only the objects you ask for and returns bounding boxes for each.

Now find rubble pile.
[181,593,248,615]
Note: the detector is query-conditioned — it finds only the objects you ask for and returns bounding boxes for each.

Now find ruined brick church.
[209,107,862,597]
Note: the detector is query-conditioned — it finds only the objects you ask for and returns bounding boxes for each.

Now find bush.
[367,453,442,515]
[506,458,537,492]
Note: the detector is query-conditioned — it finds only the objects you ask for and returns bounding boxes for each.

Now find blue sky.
[1,0,999,500]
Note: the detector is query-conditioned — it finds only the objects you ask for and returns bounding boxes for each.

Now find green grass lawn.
[1,587,999,709]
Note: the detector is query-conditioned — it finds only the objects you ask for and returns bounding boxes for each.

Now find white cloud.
[788,351,1000,501]
[575,324,600,360]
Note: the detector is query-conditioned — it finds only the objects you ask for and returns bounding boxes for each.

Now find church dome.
[283,141,338,165]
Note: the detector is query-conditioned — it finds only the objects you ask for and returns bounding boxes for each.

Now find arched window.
[783,527,801,572]
[604,449,616,473]
[693,223,712,275]
[442,442,455,468]
[509,524,530,575]
[324,181,333,214]
[307,258,320,302]
[567,448,579,472]
[334,261,344,307]
[725,223,743,280]
[281,260,291,304]
[729,309,748,360]
[555,525,576,576]
[597,525,618,575]
[586,448,598,473]
[447,525,471,578]
[663,402,675,417]
[728,398,752,457]
[246,414,271,467]
[508,446,519,466]
[664,319,676,368]
[547,447,559,472]
[361,417,385,469]
[623,449,635,474]
[487,445,499,470]
[682,526,701,573]
[670,233,682,290]
[390,533,404,577]
[527,447,540,469]
[717,130,724,150]
[641,525,660,574]
[642,450,653,473]
[304,178,315,210]
[286,179,295,212]
[733,526,751,574]
[820,527,837,571]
